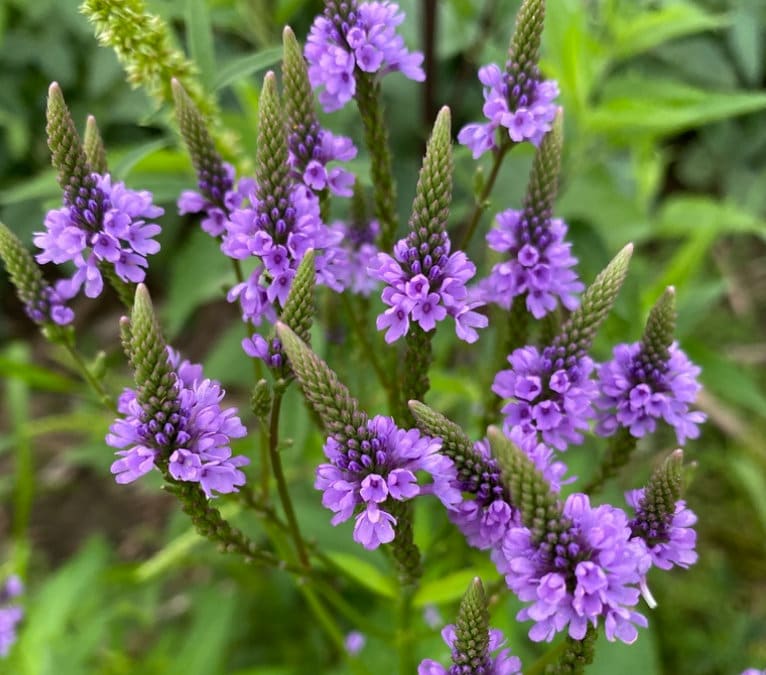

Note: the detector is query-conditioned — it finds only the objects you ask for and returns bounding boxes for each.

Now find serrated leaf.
[186,0,216,90]
[213,47,282,91]
[325,551,396,599]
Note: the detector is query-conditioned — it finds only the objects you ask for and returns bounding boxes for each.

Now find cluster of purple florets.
[458,64,558,158]
[418,624,522,675]
[289,126,357,198]
[107,348,248,498]
[493,345,598,451]
[315,415,459,549]
[305,1,425,112]
[481,207,583,319]
[370,232,487,343]
[331,218,380,296]
[35,173,163,299]
[596,341,707,444]
[23,279,74,327]
[0,576,23,657]
[222,184,348,326]
[178,162,255,238]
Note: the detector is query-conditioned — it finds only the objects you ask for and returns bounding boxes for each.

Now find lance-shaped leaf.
[281,249,316,345]
[487,426,563,543]
[275,322,367,441]
[507,0,546,106]
[172,78,231,206]
[640,286,676,371]
[523,110,562,220]
[83,115,108,175]
[452,578,491,671]
[551,243,633,360]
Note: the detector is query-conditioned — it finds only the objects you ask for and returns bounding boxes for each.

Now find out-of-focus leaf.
[325,551,396,599]
[655,195,766,240]
[112,138,171,179]
[587,77,766,136]
[213,47,283,91]
[729,6,763,85]
[414,569,490,607]
[0,171,58,206]
[186,0,216,90]
[609,3,728,61]
[730,455,766,533]
[588,624,660,675]
[0,356,78,393]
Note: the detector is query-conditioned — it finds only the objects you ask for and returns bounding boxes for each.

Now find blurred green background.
[1,0,765,673]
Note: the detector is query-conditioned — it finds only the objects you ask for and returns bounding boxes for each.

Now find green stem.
[398,583,416,675]
[459,140,513,251]
[268,387,310,568]
[62,341,116,412]
[312,577,393,639]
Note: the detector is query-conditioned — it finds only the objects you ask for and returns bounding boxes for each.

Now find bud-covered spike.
[452,578,491,671]
[282,26,318,135]
[487,426,562,541]
[552,243,633,360]
[350,181,368,226]
[640,286,676,371]
[119,316,134,367]
[250,378,272,422]
[281,249,316,345]
[641,449,685,522]
[172,78,230,206]
[275,322,367,440]
[544,625,597,674]
[523,110,563,220]
[46,82,92,203]
[508,0,545,80]
[407,106,453,241]
[83,115,108,174]
[255,72,290,203]
[0,222,47,313]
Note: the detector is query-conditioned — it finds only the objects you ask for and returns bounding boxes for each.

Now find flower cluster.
[178,162,255,237]
[596,341,706,444]
[242,334,284,370]
[34,173,163,298]
[223,184,348,326]
[23,279,75,326]
[315,415,459,549]
[370,233,487,343]
[494,493,650,644]
[330,218,380,296]
[493,345,598,450]
[458,64,558,158]
[305,1,425,112]
[481,207,583,318]
[418,624,522,675]
[0,576,23,657]
[626,488,698,572]
[108,348,248,497]
[290,127,356,198]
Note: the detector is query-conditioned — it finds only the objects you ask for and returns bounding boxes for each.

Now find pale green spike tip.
[283,25,297,48]
[48,81,62,100]
[132,282,153,318]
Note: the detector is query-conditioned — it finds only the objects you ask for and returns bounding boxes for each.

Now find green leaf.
[186,0,216,90]
[730,454,766,534]
[655,195,766,240]
[609,3,729,61]
[414,569,492,607]
[325,551,396,599]
[587,76,766,137]
[111,138,171,180]
[729,6,763,85]
[0,355,78,393]
[213,47,283,91]
[0,170,59,206]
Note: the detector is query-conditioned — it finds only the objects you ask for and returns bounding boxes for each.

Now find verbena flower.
[23,279,75,326]
[34,173,163,298]
[242,335,285,370]
[418,624,522,675]
[330,218,380,296]
[222,183,348,326]
[481,206,582,318]
[494,493,650,644]
[305,1,425,112]
[596,341,706,444]
[742,670,766,675]
[0,576,23,658]
[315,415,459,549]
[107,348,248,497]
[178,162,255,237]
[626,488,698,572]
[344,631,366,655]
[290,128,357,197]
[370,233,487,343]
[493,345,598,451]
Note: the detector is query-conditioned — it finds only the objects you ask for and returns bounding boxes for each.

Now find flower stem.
[398,582,416,675]
[459,140,513,251]
[268,387,310,568]
[62,341,116,412]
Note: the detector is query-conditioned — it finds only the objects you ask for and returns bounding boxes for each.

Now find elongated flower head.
[305,0,425,112]
[371,108,487,343]
[83,115,108,175]
[482,116,583,318]
[596,288,706,444]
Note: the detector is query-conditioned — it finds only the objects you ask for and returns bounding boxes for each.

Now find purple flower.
[480,207,583,318]
[23,278,75,326]
[34,173,163,299]
[107,348,249,498]
[626,488,698,572]
[457,63,558,158]
[345,631,366,655]
[417,624,522,675]
[223,183,349,327]
[178,162,255,237]
[596,341,706,444]
[493,345,598,451]
[493,494,651,644]
[0,576,23,657]
[305,1,425,112]
[289,127,357,198]
[329,219,380,296]
[742,670,766,675]
[315,415,459,550]
[369,234,487,343]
